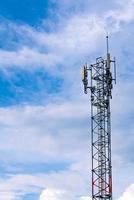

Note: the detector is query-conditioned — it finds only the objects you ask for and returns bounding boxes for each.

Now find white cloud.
[0,14,106,69]
[0,169,89,200]
[0,101,89,163]
[118,184,134,200]
[0,47,62,68]
[39,188,73,200]
[39,188,91,200]
[0,99,91,198]
[80,197,91,200]
[104,0,134,30]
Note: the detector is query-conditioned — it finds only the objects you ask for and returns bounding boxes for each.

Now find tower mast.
[82,36,116,200]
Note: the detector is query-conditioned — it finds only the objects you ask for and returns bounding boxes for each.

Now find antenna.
[114,57,117,84]
[82,63,88,94]
[106,35,109,54]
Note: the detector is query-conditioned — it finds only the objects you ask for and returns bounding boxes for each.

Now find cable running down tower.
[82,36,116,200]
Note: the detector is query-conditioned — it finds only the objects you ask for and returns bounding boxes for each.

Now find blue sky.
[0,0,134,200]
[0,0,50,25]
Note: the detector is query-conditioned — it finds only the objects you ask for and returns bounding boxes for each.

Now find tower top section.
[82,36,116,95]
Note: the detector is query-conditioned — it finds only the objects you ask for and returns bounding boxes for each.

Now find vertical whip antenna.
[106,35,109,54]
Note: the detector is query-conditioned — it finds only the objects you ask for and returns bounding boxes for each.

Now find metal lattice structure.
[82,37,116,200]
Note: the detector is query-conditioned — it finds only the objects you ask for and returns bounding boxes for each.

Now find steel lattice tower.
[82,37,116,200]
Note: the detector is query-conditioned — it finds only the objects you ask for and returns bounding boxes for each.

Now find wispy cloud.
[39,188,91,200]
[117,184,134,200]
[1,0,134,69]
[0,102,89,164]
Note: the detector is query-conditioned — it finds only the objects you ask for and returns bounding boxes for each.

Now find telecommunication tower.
[82,36,116,200]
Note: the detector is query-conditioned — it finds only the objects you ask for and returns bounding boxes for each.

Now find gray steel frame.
[82,48,116,200]
[90,57,112,200]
